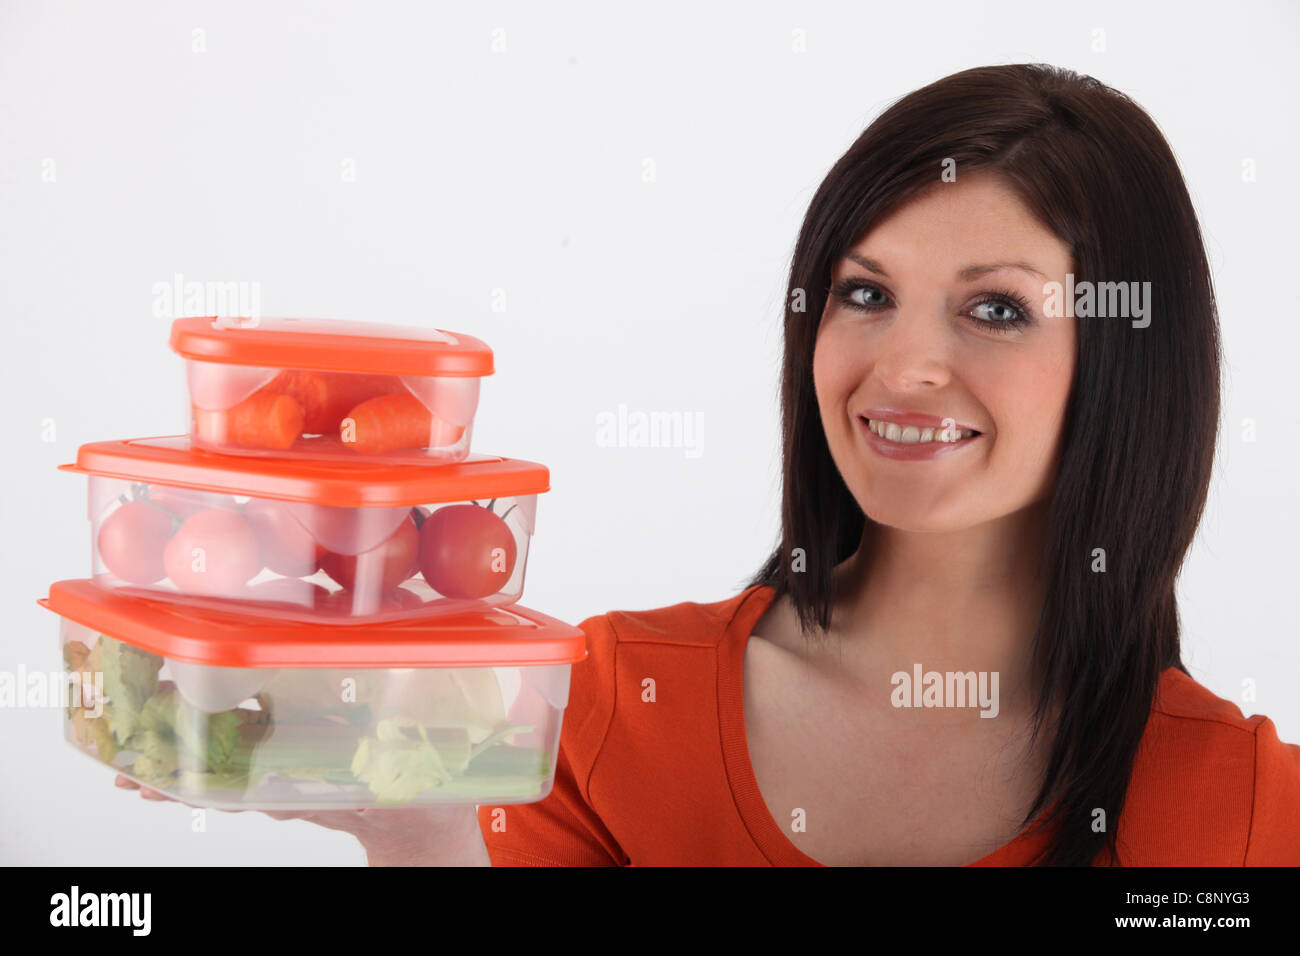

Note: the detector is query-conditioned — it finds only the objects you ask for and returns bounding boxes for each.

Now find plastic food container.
[65,436,546,624]
[42,579,585,809]
[170,316,493,463]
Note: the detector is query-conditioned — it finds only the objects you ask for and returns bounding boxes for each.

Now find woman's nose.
[870,309,952,391]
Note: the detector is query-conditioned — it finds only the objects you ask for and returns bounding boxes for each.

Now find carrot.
[269,371,334,434]
[340,392,437,453]
[195,391,305,450]
[270,371,402,435]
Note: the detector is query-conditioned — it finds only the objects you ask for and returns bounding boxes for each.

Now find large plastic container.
[170,316,493,463]
[65,436,546,624]
[42,579,586,809]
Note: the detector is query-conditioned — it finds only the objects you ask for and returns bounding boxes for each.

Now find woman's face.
[813,172,1076,533]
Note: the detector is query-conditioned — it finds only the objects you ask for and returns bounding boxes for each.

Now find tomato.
[146,486,238,520]
[287,502,409,556]
[163,508,262,596]
[243,498,322,577]
[418,505,517,600]
[319,515,419,592]
[97,500,176,584]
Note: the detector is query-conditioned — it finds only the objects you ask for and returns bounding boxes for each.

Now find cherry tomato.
[319,515,419,592]
[146,486,238,520]
[418,505,517,600]
[163,508,262,596]
[243,498,322,577]
[97,500,176,585]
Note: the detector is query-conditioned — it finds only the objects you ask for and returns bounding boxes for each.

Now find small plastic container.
[42,579,586,809]
[65,436,547,624]
[170,316,493,463]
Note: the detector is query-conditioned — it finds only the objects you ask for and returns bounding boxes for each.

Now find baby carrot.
[340,392,434,454]
[270,370,334,434]
[271,371,403,434]
[195,390,305,450]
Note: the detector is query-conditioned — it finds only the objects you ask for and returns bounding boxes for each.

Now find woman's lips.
[858,407,981,432]
[855,414,983,461]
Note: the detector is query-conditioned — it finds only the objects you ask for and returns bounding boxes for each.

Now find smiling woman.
[740,63,1299,865]
[464,64,1299,868]
[122,63,1296,868]
[815,173,1077,529]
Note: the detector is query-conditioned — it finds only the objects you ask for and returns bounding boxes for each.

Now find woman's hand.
[114,775,491,866]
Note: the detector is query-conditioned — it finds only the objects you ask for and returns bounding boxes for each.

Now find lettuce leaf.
[99,636,162,744]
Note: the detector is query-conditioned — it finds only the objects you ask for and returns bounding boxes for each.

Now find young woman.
[120,63,1300,866]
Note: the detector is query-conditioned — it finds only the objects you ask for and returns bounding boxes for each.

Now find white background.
[1,0,1296,865]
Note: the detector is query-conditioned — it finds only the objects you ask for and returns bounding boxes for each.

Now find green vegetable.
[351,718,464,805]
[347,719,548,804]
[468,724,534,760]
[70,708,117,761]
[465,743,549,778]
[99,636,163,744]
[434,775,546,799]
[130,729,178,784]
[173,699,243,773]
[66,634,552,805]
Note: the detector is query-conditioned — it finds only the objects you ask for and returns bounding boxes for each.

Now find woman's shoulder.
[558,583,774,757]
[1123,668,1300,864]
[574,582,774,651]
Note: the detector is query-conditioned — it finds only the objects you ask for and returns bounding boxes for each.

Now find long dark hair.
[747,64,1221,866]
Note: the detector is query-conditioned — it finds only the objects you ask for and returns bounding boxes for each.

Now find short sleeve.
[476,613,627,866]
[1243,716,1300,864]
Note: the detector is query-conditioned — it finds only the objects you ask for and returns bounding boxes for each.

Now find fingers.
[116,776,169,801]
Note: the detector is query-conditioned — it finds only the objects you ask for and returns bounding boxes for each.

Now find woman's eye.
[971,300,1023,324]
[850,287,888,308]
[830,280,889,311]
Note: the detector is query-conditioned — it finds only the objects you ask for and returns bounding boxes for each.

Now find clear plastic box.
[44,579,586,810]
[67,437,547,624]
[171,317,493,464]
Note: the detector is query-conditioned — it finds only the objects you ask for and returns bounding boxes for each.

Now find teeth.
[866,419,976,443]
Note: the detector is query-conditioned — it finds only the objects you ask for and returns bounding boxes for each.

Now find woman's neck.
[826,500,1051,721]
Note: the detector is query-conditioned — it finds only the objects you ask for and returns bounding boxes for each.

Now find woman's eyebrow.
[846,252,889,275]
[844,252,1046,281]
[956,261,1047,280]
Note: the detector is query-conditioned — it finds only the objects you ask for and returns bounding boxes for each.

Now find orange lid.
[169,317,494,377]
[42,579,587,668]
[62,437,548,507]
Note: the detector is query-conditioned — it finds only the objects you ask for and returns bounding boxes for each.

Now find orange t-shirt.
[476,583,1300,865]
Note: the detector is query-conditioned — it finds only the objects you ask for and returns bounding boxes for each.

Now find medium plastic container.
[65,436,546,624]
[42,579,586,809]
[170,316,493,463]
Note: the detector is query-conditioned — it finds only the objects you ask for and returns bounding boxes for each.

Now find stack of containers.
[42,317,586,809]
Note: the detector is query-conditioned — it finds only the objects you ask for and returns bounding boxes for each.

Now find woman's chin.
[860,498,981,534]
